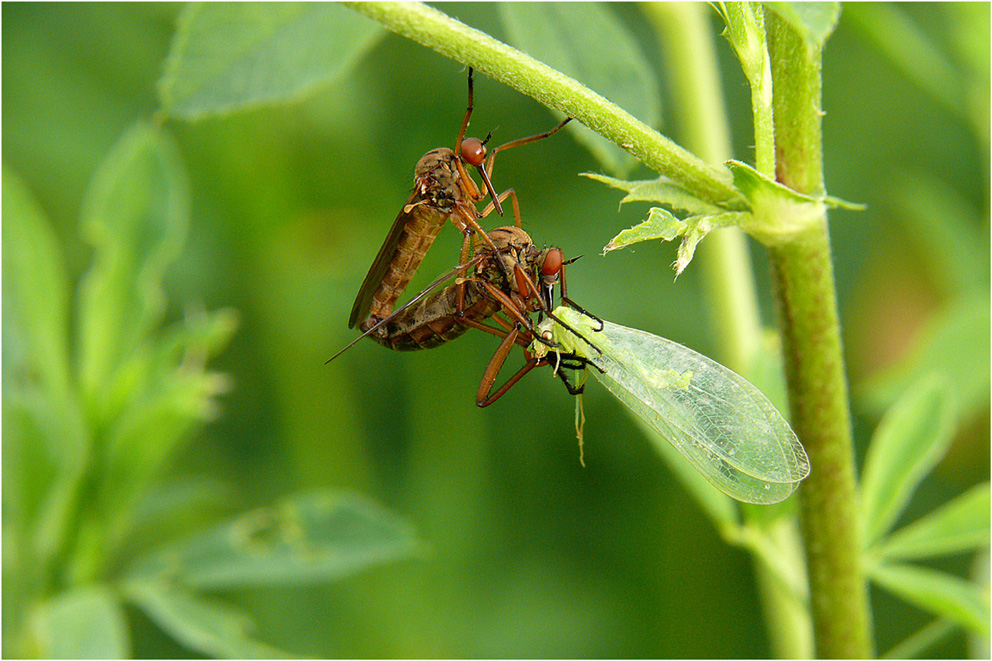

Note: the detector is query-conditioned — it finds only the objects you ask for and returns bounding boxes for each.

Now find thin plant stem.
[765,12,873,658]
[642,1,761,375]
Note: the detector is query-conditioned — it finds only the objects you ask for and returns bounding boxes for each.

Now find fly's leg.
[476,325,544,407]
[459,315,530,348]
[561,296,605,332]
[484,118,572,181]
[454,68,476,159]
[455,230,474,313]
[478,280,547,342]
[452,204,501,311]
[478,189,522,228]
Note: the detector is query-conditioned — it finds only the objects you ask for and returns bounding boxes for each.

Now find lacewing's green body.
[535,307,810,504]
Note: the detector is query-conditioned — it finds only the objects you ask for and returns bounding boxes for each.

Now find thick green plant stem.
[766,14,873,658]
[346,1,746,210]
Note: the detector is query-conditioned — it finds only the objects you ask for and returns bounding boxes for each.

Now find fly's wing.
[330,253,488,363]
[551,308,809,504]
[349,190,421,328]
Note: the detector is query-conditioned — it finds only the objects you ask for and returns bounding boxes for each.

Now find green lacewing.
[532,306,810,504]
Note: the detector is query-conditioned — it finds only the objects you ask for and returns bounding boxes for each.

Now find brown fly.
[348,68,571,331]
[331,226,601,406]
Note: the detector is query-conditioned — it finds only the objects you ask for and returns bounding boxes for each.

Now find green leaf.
[604,208,742,276]
[764,2,841,47]
[75,121,190,416]
[581,173,726,215]
[725,160,863,245]
[28,585,130,658]
[868,562,990,638]
[605,207,682,249]
[859,295,990,425]
[881,619,958,660]
[2,166,72,396]
[159,3,382,119]
[876,483,990,561]
[99,309,239,508]
[500,3,659,176]
[124,581,291,659]
[98,364,233,552]
[151,307,240,377]
[125,477,237,557]
[4,387,90,569]
[126,491,421,588]
[726,159,824,243]
[860,376,957,549]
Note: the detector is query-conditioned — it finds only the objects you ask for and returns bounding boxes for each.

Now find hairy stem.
[766,13,873,658]
[346,1,746,210]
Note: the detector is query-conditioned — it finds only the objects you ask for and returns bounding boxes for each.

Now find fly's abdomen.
[366,206,449,322]
[364,150,464,323]
[363,282,499,351]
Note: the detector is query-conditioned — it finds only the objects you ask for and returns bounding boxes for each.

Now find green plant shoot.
[533,306,810,504]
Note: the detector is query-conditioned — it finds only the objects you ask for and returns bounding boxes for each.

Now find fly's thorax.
[474,247,512,292]
[478,226,538,296]
[487,226,533,254]
[414,148,461,210]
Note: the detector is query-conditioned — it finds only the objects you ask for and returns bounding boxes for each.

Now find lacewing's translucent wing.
[536,307,810,504]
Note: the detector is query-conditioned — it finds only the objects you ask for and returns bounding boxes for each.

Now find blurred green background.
[3,3,988,657]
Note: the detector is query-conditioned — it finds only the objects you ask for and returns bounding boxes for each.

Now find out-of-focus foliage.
[3,3,988,658]
[3,117,420,657]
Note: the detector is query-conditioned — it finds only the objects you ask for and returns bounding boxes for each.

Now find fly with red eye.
[348,68,571,332]
[469,233,603,406]
[329,226,602,407]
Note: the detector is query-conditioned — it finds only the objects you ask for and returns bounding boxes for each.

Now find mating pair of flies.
[329,68,601,406]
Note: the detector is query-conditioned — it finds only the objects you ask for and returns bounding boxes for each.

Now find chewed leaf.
[604,207,682,251]
[671,213,742,276]
[582,173,728,215]
[125,490,420,588]
[124,581,292,658]
[604,209,743,277]
[535,308,809,504]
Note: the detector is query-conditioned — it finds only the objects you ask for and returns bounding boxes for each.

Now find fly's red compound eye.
[460,137,487,167]
[542,248,564,277]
